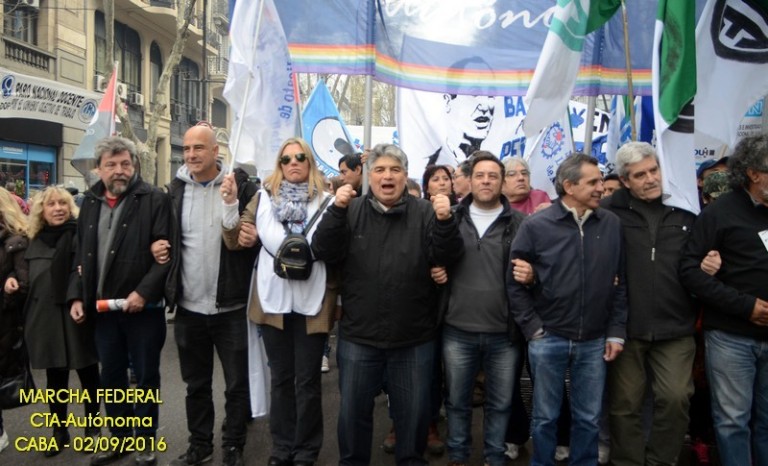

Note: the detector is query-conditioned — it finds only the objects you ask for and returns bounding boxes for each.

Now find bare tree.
[103,0,198,182]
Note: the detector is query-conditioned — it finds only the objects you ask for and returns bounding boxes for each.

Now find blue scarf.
[272,181,313,233]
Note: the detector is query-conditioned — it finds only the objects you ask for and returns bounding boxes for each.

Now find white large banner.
[397,89,609,180]
[0,67,100,128]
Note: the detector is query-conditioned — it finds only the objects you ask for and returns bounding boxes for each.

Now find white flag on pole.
[224,0,297,172]
[695,0,768,149]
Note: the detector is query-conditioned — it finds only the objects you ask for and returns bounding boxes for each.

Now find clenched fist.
[334,184,357,208]
[431,194,452,221]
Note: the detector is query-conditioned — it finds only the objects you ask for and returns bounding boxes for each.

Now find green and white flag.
[652,0,699,214]
[523,0,621,145]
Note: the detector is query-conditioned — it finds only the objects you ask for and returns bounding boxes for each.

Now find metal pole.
[583,96,596,155]
[202,0,208,121]
[361,75,373,194]
[621,0,637,141]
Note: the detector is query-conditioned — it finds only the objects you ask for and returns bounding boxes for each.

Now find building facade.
[0,0,231,196]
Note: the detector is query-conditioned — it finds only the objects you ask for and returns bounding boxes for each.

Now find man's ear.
[619,176,631,189]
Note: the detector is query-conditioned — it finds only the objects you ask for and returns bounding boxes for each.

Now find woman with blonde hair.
[0,187,29,453]
[6,186,100,457]
[221,137,336,466]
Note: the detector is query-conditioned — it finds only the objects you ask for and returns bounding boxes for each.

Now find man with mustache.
[68,136,172,466]
[601,142,698,466]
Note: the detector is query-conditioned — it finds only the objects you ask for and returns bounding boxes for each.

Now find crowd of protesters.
[0,129,766,466]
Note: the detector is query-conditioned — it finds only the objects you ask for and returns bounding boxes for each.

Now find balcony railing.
[2,36,55,72]
[207,56,228,80]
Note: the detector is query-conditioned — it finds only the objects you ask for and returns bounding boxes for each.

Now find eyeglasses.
[195,121,214,129]
[280,153,308,165]
[506,170,530,178]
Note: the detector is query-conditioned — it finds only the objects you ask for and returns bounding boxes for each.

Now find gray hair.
[615,142,657,178]
[366,143,408,172]
[555,153,598,197]
[728,134,768,189]
[94,136,139,167]
[502,157,529,173]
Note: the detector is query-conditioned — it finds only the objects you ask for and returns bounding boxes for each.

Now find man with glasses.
[68,136,172,466]
[502,157,551,215]
[157,123,257,466]
[680,134,768,466]
[452,160,472,201]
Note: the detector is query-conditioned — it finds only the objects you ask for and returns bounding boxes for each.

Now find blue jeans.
[442,325,520,466]
[705,330,768,466]
[174,307,250,449]
[528,333,606,466]
[337,338,434,466]
[94,308,166,438]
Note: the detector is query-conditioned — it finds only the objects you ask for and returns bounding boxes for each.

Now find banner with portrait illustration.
[275,0,659,96]
[397,88,609,183]
[0,67,100,129]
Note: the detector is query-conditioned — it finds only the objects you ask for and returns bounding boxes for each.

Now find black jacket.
[165,167,257,308]
[445,195,524,343]
[67,178,171,314]
[679,188,768,340]
[312,192,464,348]
[601,189,697,340]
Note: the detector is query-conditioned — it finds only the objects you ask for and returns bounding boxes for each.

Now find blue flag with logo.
[301,80,356,177]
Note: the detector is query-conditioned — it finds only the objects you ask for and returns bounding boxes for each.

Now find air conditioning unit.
[171,103,182,117]
[127,92,144,108]
[94,75,108,92]
[115,82,128,100]
[21,0,40,9]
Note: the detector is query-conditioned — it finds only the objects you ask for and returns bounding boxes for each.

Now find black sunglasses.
[280,153,308,165]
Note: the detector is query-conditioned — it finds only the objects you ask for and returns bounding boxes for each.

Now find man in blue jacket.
[507,153,627,466]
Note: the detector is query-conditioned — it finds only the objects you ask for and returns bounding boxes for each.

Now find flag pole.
[293,71,303,138]
[229,0,267,172]
[362,75,373,194]
[621,0,637,141]
[584,96,596,155]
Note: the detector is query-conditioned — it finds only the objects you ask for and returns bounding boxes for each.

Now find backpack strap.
[302,195,333,235]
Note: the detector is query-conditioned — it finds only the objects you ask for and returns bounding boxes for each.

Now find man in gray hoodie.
[156,124,257,466]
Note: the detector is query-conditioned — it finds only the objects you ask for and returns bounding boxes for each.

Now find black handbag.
[0,340,36,409]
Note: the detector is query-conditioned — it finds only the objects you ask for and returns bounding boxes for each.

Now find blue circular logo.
[1,75,15,98]
[541,122,565,160]
[79,99,98,124]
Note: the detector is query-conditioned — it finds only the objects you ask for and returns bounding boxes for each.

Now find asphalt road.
[1,320,536,466]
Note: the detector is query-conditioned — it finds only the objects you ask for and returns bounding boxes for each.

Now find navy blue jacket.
[507,200,627,341]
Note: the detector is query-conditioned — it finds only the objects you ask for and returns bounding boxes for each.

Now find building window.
[3,0,38,44]
[150,42,162,101]
[171,57,201,125]
[94,11,142,93]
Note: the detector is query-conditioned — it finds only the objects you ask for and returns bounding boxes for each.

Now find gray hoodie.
[175,162,236,314]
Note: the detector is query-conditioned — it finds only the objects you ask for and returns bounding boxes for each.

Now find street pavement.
[3,319,704,466]
[2,320,534,466]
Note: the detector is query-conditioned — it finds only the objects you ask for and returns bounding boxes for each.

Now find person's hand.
[4,277,19,294]
[238,222,258,248]
[151,239,171,265]
[701,250,721,276]
[431,193,451,221]
[123,291,147,313]
[431,266,448,285]
[511,258,534,285]
[220,173,238,204]
[749,298,768,326]
[334,184,356,208]
[533,202,552,213]
[70,300,85,324]
[360,150,370,166]
[604,341,624,361]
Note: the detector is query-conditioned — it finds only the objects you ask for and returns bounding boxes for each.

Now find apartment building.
[0,0,230,196]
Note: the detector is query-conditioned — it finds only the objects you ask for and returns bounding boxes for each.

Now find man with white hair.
[601,142,697,466]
